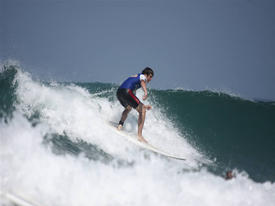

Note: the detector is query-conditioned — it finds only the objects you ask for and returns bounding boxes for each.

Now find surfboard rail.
[107,121,186,160]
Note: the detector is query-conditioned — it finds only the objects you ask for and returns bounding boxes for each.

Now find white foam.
[1,68,275,206]
[1,114,275,206]
[13,69,203,163]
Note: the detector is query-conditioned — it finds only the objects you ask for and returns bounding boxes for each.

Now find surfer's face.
[146,74,153,83]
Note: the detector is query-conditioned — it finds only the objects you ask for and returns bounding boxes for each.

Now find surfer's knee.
[136,103,146,116]
[136,103,141,113]
[140,105,146,115]
[126,105,132,112]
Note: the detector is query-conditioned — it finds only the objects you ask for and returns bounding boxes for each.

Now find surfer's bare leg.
[136,104,147,143]
[118,105,132,130]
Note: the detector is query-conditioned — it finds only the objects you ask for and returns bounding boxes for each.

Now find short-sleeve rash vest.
[119,74,146,91]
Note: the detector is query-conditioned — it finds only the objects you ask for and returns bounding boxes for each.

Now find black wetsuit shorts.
[117,88,140,109]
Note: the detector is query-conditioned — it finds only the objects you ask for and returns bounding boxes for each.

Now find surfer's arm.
[140,80,152,110]
[141,80,148,100]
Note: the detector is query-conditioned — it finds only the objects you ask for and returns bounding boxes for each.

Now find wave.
[1,62,275,206]
[150,88,275,182]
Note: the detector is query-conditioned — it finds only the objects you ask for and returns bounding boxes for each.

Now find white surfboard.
[0,191,43,206]
[108,121,186,160]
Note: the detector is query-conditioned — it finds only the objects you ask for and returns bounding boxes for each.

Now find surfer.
[116,67,154,143]
[225,170,234,180]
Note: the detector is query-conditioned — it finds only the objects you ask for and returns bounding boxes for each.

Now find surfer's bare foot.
[138,135,148,143]
[117,124,123,130]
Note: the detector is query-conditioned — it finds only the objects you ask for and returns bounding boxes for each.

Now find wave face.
[151,89,275,182]
[1,63,275,206]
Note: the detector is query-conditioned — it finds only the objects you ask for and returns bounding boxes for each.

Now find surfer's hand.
[142,93,148,100]
[145,105,152,110]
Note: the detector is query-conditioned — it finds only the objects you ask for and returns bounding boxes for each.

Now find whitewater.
[1,63,275,206]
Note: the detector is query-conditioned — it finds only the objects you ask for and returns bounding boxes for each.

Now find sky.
[1,0,275,100]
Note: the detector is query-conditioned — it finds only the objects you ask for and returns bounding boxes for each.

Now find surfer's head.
[225,170,234,180]
[142,67,154,82]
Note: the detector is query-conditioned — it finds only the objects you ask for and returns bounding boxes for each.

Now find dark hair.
[142,67,154,77]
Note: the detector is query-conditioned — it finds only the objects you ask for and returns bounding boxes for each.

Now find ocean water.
[1,63,275,206]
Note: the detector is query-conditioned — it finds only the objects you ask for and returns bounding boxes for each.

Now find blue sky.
[1,0,275,100]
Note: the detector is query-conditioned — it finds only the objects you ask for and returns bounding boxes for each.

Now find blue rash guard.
[119,73,146,91]
[116,73,146,110]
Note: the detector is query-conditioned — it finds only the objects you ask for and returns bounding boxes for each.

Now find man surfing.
[116,67,154,143]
